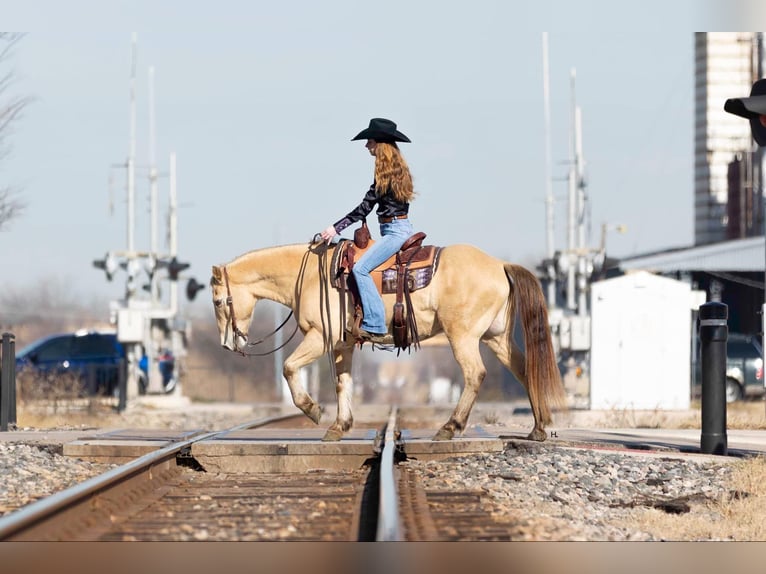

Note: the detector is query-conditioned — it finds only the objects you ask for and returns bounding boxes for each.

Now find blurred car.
[692,333,764,403]
[15,330,130,397]
[13,330,179,396]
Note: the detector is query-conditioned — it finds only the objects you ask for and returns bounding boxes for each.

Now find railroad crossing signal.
[724,78,766,146]
[186,277,205,301]
[92,252,119,281]
[166,257,190,281]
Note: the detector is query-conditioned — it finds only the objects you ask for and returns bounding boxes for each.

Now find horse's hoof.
[322,428,343,442]
[432,428,454,441]
[527,428,547,442]
[304,403,323,425]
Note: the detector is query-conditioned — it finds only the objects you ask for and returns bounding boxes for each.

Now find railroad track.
[0,408,516,541]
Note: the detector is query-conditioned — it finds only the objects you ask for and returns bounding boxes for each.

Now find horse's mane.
[220,242,338,280]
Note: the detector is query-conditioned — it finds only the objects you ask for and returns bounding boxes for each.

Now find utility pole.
[574,101,588,317]
[566,68,589,316]
[169,152,179,314]
[145,64,162,394]
[168,152,184,395]
[542,32,556,308]
[127,33,137,259]
[149,65,159,299]
[124,32,141,401]
[566,68,578,312]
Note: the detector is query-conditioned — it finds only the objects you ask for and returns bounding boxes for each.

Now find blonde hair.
[374,142,415,202]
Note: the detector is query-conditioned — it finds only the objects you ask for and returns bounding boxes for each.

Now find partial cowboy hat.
[724,78,766,146]
[351,118,411,143]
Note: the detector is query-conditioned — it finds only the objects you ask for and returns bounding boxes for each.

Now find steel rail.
[0,413,302,540]
[376,406,403,541]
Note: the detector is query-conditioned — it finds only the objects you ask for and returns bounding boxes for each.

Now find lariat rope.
[313,234,340,384]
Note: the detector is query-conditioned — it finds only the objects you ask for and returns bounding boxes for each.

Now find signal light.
[167,257,190,281]
[92,252,118,281]
[186,277,205,301]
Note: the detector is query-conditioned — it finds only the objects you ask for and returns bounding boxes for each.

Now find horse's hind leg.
[321,345,355,442]
[484,334,547,441]
[434,336,486,441]
[282,329,326,424]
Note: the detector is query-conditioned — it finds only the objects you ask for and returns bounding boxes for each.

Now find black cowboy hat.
[724,78,766,146]
[351,118,411,143]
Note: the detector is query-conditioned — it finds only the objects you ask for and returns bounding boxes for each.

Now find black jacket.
[333,182,410,233]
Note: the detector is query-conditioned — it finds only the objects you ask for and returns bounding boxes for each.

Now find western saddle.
[331,221,441,350]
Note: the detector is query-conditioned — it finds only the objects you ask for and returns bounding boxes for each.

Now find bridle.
[214,266,299,357]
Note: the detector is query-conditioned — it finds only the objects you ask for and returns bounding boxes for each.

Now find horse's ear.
[211,265,223,285]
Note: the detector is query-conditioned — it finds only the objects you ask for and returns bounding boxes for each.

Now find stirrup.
[357,328,388,342]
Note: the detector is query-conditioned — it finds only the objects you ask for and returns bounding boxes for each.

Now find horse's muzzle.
[221,333,247,353]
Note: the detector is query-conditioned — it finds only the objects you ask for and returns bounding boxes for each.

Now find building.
[542,34,766,409]
[590,271,701,410]
[694,32,763,246]
[617,237,764,335]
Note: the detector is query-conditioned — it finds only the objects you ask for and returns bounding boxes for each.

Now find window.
[71,335,117,359]
[35,336,73,362]
[729,340,760,360]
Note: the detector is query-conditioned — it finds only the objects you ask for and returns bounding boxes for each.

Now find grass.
[551,400,766,430]
[575,401,766,541]
[721,401,766,430]
[621,456,766,541]
[16,403,122,430]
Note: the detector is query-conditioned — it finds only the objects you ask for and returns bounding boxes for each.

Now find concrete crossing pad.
[58,426,504,472]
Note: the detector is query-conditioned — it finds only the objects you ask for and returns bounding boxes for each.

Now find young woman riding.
[320,118,416,342]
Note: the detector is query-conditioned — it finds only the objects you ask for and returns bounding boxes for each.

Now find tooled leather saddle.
[331,220,441,350]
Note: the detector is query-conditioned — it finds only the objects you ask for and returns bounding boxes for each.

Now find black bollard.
[699,301,728,455]
[1,333,15,432]
[9,335,15,426]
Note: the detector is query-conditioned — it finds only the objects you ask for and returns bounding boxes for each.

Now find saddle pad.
[331,239,441,294]
[379,266,437,294]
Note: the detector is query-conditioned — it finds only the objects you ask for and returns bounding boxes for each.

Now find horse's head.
[211,264,256,353]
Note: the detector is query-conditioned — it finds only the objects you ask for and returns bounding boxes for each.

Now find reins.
[219,237,341,380]
[221,266,300,357]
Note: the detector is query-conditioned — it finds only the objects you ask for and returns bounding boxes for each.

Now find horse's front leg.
[322,344,355,442]
[282,329,326,425]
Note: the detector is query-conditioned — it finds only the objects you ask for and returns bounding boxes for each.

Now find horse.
[210,239,566,442]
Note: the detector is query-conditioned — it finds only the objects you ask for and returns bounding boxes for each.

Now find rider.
[320,118,416,342]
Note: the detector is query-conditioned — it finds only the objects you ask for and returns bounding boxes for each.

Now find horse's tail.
[504,263,567,425]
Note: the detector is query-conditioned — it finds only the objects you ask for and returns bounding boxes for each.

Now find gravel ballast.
[0,402,754,540]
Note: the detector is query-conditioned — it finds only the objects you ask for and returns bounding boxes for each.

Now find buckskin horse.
[210,238,566,441]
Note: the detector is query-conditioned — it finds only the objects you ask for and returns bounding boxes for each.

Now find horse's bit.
[214,266,299,356]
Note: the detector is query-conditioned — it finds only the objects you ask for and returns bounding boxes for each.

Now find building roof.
[617,236,765,273]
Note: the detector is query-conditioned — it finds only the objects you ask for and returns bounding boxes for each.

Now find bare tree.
[0,32,31,231]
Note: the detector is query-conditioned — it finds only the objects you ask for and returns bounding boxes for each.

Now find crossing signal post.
[93,37,209,401]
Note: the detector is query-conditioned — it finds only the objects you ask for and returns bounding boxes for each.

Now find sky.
[1,0,764,319]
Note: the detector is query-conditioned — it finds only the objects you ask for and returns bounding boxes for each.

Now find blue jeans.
[352,218,414,334]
